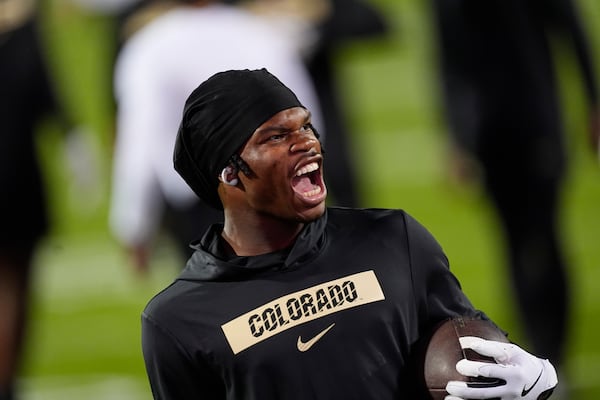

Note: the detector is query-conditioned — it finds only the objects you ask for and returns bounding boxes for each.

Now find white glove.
[444,336,558,400]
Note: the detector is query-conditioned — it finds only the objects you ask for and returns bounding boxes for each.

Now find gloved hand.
[444,336,558,400]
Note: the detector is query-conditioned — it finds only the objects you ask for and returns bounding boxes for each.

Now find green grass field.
[18,0,600,398]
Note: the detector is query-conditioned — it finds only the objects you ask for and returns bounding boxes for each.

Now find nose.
[289,131,318,154]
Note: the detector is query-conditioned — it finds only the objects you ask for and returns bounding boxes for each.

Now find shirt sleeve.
[141,312,225,400]
[403,212,485,332]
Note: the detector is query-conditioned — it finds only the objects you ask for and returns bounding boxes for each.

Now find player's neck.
[221,215,303,257]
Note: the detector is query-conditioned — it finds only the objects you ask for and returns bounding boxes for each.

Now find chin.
[296,202,326,222]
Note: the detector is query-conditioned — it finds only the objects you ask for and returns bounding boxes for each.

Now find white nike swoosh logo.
[297,323,336,352]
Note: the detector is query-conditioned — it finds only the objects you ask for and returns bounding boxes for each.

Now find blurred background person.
[239,0,390,207]
[428,0,600,385]
[0,0,95,398]
[305,0,388,207]
[69,0,174,105]
[76,0,390,210]
[109,0,323,275]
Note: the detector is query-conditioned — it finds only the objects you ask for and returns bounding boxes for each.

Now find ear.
[220,166,239,186]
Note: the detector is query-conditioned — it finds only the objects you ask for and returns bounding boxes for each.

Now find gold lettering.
[222,271,385,354]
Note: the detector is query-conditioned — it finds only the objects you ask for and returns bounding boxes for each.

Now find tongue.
[292,176,313,193]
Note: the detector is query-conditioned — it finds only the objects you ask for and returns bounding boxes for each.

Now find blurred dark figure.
[0,1,70,399]
[429,0,600,372]
[305,0,389,207]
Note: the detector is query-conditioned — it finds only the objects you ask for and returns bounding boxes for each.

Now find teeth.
[296,162,319,176]
[302,186,322,198]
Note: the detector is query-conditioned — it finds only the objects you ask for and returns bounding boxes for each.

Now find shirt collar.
[179,210,328,281]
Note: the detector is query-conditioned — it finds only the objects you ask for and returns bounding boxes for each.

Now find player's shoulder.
[326,206,411,230]
[326,206,433,238]
[327,205,408,219]
[142,279,196,325]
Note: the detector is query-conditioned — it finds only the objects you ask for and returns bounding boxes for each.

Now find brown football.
[418,317,509,400]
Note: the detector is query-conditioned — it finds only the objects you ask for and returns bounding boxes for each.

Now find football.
[416,316,510,400]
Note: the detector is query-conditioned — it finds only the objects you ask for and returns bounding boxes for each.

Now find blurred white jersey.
[110,3,323,246]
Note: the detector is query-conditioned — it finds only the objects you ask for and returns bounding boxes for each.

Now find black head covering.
[173,68,304,209]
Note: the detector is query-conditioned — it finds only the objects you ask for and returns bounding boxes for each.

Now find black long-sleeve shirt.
[142,207,485,399]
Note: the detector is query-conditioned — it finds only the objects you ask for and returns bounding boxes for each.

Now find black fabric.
[0,15,57,247]
[0,383,14,400]
[173,69,304,209]
[142,207,486,400]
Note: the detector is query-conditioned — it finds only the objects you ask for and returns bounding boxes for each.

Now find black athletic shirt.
[142,207,485,399]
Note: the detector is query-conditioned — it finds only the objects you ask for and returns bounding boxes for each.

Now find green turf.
[19,0,600,398]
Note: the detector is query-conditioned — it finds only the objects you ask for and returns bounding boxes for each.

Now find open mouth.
[291,161,324,199]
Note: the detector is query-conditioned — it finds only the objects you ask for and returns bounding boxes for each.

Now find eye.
[303,123,320,139]
[268,133,286,141]
[300,123,313,133]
